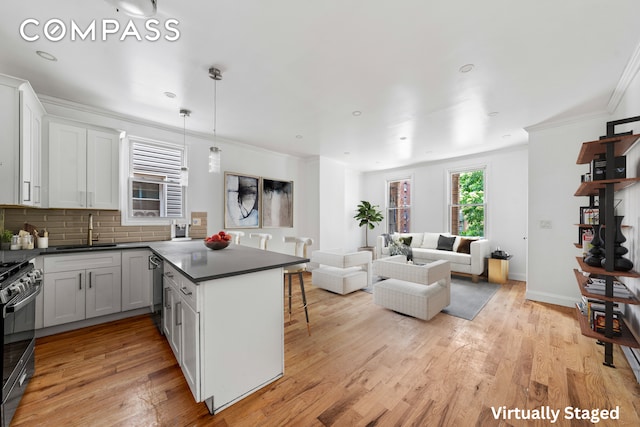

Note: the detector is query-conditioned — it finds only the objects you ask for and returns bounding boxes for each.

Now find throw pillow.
[421,232,440,249]
[456,237,476,254]
[381,233,392,247]
[399,236,413,246]
[389,241,406,256]
[436,234,456,251]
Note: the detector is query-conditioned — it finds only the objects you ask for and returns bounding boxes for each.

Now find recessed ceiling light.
[399,136,407,141]
[344,151,350,155]
[295,135,303,139]
[352,111,362,116]
[488,111,499,117]
[164,91,176,98]
[36,50,57,61]
[502,134,511,138]
[459,64,474,73]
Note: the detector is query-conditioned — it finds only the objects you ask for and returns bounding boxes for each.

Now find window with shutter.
[124,138,186,223]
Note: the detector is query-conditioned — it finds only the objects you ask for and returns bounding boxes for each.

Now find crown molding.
[607,39,640,113]
[524,110,610,133]
[37,94,301,160]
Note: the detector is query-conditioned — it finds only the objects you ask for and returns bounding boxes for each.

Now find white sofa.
[375,232,490,282]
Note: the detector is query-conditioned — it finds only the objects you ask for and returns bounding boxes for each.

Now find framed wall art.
[224,172,260,228]
[261,178,293,228]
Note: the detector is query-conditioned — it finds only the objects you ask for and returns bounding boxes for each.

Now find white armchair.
[311,250,372,295]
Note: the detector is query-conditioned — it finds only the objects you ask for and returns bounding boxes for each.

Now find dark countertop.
[148,241,306,282]
[1,240,307,283]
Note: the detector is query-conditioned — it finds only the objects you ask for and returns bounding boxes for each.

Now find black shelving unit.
[574,118,640,367]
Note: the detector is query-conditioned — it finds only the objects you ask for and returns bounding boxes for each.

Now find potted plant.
[1,230,13,251]
[354,200,384,248]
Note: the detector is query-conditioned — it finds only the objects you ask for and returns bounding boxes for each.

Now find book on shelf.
[592,310,622,336]
[583,277,633,298]
[576,297,588,316]
[577,296,619,317]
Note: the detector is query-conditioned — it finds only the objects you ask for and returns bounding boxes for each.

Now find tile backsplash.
[1,208,207,247]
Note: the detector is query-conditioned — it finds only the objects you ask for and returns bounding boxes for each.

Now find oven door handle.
[4,284,42,316]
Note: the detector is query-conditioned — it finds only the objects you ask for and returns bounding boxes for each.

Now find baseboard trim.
[36,307,152,338]
[509,272,526,282]
[525,289,576,308]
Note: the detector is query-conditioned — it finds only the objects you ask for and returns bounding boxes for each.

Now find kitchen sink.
[54,243,118,250]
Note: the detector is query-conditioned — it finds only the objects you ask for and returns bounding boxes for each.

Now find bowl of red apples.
[204,231,231,250]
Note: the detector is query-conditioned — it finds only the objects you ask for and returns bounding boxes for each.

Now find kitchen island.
[149,241,306,414]
[10,240,306,415]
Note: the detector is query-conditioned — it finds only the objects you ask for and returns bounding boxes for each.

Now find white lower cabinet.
[121,250,152,311]
[42,270,86,325]
[85,266,121,319]
[43,252,122,327]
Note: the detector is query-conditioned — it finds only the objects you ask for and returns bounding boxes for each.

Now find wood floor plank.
[11,275,640,426]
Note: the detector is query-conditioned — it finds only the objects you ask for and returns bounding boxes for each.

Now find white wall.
[607,65,640,343]
[361,145,529,280]
[526,116,606,306]
[317,157,364,252]
[527,64,640,313]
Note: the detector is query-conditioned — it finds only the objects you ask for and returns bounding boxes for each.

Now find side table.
[488,256,512,284]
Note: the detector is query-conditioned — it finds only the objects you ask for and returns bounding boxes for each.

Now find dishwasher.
[148,254,164,334]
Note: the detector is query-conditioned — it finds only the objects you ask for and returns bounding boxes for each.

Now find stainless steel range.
[0,260,42,427]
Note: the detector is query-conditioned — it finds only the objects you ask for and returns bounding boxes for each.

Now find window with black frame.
[450,168,485,237]
[387,178,411,233]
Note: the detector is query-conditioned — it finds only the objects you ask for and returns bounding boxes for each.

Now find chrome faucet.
[87,214,93,246]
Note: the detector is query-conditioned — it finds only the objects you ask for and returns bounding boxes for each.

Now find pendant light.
[180,109,190,187]
[105,0,157,18]
[208,67,222,173]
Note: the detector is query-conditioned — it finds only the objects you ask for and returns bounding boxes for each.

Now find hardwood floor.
[12,275,640,426]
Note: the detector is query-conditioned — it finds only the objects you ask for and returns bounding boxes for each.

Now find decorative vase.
[600,215,634,272]
[584,224,604,267]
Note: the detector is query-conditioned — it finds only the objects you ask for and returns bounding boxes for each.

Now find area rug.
[442,277,500,320]
[362,276,500,321]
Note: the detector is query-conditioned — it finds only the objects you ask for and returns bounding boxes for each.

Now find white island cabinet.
[200,268,284,413]
[154,242,302,415]
[161,261,284,412]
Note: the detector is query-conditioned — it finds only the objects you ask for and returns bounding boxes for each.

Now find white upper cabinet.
[49,122,119,209]
[0,74,45,206]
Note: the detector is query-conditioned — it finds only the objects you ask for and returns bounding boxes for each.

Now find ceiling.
[2,1,640,172]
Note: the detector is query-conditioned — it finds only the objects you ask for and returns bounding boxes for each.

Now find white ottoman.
[373,256,451,320]
[311,250,372,295]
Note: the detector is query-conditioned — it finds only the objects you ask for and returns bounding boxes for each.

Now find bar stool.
[226,231,245,245]
[283,237,313,336]
[249,233,272,250]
